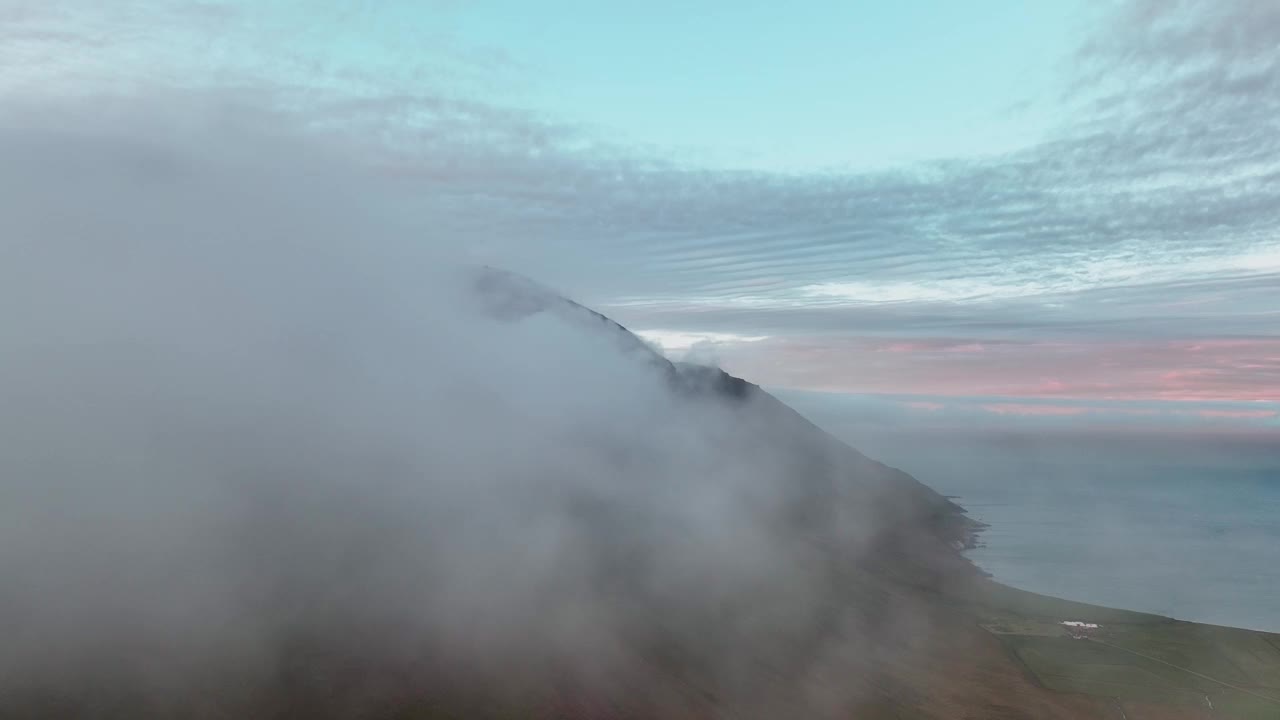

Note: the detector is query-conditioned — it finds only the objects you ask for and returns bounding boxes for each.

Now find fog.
[0,97,940,718]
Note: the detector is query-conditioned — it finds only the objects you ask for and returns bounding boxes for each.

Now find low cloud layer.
[7,1,1276,428]
[0,104,965,717]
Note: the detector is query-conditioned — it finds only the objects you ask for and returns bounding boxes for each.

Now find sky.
[3,0,1279,435]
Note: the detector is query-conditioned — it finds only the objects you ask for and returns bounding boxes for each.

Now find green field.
[963,580,1280,720]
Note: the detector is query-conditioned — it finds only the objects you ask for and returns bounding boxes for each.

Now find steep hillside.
[472,266,980,560]
[461,269,1280,720]
[3,267,1275,720]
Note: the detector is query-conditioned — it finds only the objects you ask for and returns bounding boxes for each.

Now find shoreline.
[950,496,1280,635]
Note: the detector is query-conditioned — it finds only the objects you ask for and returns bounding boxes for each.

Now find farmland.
[963,581,1280,720]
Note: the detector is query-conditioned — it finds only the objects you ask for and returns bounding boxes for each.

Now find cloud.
[3,0,1277,430]
[683,334,1280,406]
[0,95,964,716]
[772,389,1280,439]
[1,3,1276,713]
[10,6,1280,317]
[634,329,769,350]
[982,403,1090,417]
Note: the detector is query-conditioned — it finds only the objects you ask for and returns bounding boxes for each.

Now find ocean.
[853,431,1280,633]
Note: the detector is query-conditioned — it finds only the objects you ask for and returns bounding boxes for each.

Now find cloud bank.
[0,100,972,717]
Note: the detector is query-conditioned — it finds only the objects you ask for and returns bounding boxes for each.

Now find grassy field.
[962,579,1280,720]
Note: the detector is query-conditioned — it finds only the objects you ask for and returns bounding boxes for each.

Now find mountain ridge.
[5,266,1275,720]
[459,267,1280,720]
[471,266,981,552]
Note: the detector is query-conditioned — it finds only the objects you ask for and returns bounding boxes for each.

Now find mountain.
[473,266,981,553]
[3,267,1277,720]
[460,268,1280,720]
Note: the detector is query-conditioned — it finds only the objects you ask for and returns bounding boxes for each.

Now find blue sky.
[3,0,1278,433]
[0,0,1088,171]
[449,0,1087,170]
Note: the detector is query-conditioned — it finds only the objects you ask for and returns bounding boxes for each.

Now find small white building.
[1061,620,1100,639]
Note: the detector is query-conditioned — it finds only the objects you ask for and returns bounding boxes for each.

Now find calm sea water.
[852,431,1280,633]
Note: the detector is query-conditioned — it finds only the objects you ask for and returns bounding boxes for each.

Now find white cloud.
[635,329,769,355]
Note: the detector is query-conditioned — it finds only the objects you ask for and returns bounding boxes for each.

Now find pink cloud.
[720,336,1280,405]
[981,403,1090,416]
[1035,378,1069,393]
[880,341,934,353]
[877,339,989,354]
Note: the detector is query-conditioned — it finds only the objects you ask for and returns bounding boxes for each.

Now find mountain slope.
[3,267,1274,720]
[463,269,1098,719]
[464,269,1280,720]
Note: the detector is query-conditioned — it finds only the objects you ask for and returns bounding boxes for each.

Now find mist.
[0,96,951,718]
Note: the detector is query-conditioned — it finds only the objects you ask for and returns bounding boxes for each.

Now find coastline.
[944,487,1280,639]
